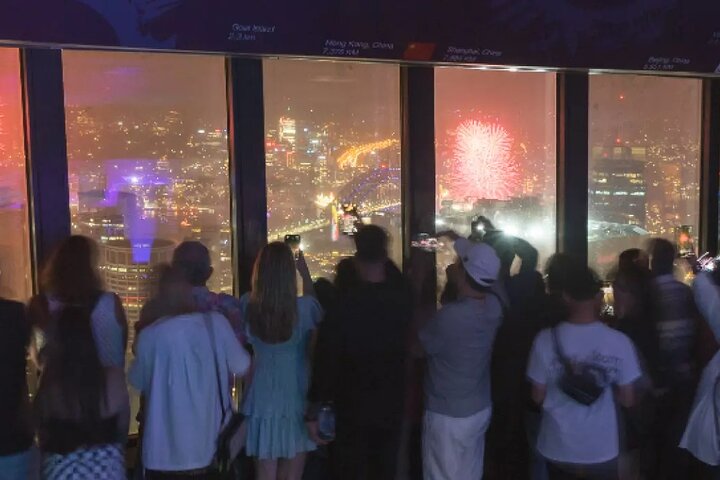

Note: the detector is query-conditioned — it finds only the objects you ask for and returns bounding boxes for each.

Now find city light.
[314,193,335,208]
[336,139,399,169]
[448,120,520,201]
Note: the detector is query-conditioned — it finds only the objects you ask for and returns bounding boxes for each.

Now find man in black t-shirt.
[0,297,34,477]
[308,225,413,480]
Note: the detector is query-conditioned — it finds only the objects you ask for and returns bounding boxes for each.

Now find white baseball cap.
[453,238,501,287]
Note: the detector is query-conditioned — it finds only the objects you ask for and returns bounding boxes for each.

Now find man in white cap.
[419,237,503,480]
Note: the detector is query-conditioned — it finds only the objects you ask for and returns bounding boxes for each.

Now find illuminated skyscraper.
[76,211,125,243]
[590,146,647,226]
[278,116,296,147]
[100,238,175,335]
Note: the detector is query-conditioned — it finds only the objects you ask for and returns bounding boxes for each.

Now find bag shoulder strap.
[551,327,573,374]
[204,312,228,423]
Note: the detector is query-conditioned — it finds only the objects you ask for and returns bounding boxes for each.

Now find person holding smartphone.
[419,238,503,480]
[241,242,321,480]
[307,225,412,480]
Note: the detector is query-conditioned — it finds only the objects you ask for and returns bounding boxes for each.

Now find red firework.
[448,120,520,201]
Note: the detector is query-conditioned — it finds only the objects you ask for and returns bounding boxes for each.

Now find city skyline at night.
[264,59,403,280]
[0,53,704,302]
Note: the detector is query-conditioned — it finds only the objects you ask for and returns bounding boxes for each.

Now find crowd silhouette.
[2,225,720,480]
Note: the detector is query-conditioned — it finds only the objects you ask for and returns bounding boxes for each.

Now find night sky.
[62,51,227,119]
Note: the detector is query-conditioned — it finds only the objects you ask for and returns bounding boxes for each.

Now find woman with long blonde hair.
[240,242,321,480]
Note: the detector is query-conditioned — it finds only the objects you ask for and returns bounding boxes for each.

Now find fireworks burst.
[449,120,520,201]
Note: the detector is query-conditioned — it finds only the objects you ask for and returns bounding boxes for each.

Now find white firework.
[449,120,520,201]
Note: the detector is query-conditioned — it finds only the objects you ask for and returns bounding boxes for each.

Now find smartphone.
[411,233,440,252]
[284,234,302,250]
[340,203,360,236]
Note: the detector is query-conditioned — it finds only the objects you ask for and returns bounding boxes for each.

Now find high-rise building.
[100,239,175,341]
[590,146,647,227]
[278,116,296,147]
[76,210,125,243]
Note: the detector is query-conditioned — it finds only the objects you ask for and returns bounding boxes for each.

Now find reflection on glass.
[263,60,402,279]
[0,48,31,303]
[435,68,557,292]
[588,75,701,277]
[0,49,34,398]
[63,51,232,433]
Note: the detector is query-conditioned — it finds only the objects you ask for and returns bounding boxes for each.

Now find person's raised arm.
[296,251,315,297]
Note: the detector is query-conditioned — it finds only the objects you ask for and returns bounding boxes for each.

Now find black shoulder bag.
[205,313,246,479]
[551,327,604,406]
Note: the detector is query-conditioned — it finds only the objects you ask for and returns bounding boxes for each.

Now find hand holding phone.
[295,250,311,278]
[412,233,441,252]
[285,234,301,251]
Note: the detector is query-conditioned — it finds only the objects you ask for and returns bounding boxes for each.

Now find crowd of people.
[2,223,720,480]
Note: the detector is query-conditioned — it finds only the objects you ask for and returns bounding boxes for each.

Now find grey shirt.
[419,295,503,418]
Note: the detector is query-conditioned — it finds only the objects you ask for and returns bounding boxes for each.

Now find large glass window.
[588,75,701,277]
[63,51,232,432]
[263,60,402,279]
[435,68,557,290]
[0,48,32,303]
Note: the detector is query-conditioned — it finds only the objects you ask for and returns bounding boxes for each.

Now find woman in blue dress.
[240,242,322,480]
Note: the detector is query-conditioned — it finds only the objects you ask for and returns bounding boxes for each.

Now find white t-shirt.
[527,321,642,464]
[129,311,251,471]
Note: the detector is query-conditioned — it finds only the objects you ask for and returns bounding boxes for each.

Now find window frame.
[17,50,720,294]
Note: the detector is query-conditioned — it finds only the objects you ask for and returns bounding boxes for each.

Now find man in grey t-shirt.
[419,238,503,480]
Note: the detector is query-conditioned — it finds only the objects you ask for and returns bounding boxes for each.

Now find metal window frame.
[20,48,71,291]
[15,46,720,296]
[400,66,437,303]
[226,57,267,295]
[556,72,589,264]
[700,78,720,256]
